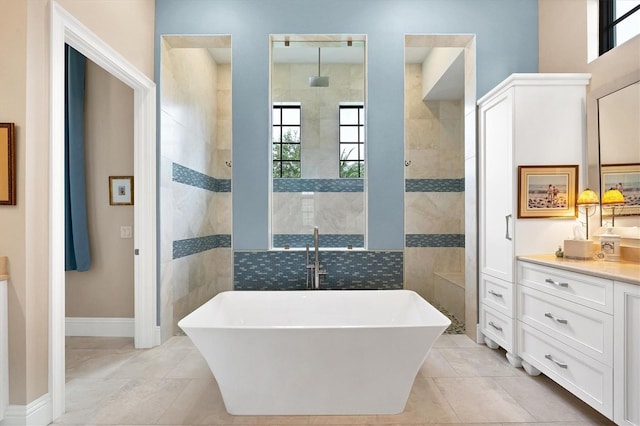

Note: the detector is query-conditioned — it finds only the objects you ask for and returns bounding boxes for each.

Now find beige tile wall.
[404,63,465,302]
[160,41,232,339]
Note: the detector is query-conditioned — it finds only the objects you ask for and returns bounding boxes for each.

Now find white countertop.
[518,254,640,286]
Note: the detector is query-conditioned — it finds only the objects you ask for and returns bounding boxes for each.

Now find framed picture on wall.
[517,165,578,219]
[109,176,134,205]
[0,123,16,206]
[601,163,640,216]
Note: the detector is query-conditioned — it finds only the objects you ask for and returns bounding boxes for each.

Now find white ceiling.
[406,47,464,100]
[207,47,232,64]
[423,51,464,101]
[405,47,432,64]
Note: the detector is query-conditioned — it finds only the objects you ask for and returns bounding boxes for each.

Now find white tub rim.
[178,289,451,331]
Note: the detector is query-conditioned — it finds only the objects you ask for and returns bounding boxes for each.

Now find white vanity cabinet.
[614,281,640,426]
[477,73,590,363]
[516,261,614,418]
[516,256,640,424]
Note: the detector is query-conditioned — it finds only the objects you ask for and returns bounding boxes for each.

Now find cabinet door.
[614,281,640,426]
[479,90,514,282]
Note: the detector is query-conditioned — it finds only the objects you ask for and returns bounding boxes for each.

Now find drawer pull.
[505,215,512,240]
[545,353,568,369]
[544,312,568,324]
[488,290,503,298]
[545,278,569,288]
[488,321,503,331]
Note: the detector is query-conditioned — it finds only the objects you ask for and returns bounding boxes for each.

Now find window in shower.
[272,103,301,178]
[339,104,365,178]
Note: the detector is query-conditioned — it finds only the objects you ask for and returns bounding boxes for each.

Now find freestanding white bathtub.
[178,289,450,415]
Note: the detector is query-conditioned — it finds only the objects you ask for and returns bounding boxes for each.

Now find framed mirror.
[596,80,640,227]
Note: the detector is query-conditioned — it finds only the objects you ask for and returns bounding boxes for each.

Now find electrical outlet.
[120,226,132,239]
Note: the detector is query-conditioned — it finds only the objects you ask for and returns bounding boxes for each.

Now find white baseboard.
[153,325,161,346]
[476,323,484,344]
[65,317,134,337]
[0,393,51,426]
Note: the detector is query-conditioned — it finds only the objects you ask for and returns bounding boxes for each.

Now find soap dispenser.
[599,228,621,262]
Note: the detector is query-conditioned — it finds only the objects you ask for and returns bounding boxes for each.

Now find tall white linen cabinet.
[477,73,591,365]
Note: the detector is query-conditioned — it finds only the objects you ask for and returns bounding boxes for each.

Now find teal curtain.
[65,44,91,271]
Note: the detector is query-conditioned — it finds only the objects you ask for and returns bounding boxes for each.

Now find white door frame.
[49,2,157,420]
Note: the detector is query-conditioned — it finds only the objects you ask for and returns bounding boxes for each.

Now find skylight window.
[600,0,640,55]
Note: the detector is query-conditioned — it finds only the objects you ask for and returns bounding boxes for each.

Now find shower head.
[309,76,329,87]
[309,47,329,87]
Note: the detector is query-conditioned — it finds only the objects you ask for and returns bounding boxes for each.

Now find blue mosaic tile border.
[234,250,403,290]
[273,178,364,193]
[405,234,465,248]
[405,179,464,192]
[173,163,231,192]
[173,234,232,259]
[273,234,365,248]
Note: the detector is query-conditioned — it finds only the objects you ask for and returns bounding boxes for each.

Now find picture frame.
[517,165,578,219]
[0,123,16,206]
[601,163,640,217]
[109,176,134,205]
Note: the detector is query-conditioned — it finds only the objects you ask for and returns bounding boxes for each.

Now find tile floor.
[54,334,615,426]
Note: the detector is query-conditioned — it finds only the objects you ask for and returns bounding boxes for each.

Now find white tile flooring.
[53,334,615,425]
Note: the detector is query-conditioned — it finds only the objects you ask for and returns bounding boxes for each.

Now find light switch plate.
[120,226,132,239]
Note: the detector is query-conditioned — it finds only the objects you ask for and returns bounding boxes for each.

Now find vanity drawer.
[480,273,514,317]
[518,261,613,314]
[518,321,613,418]
[518,285,613,366]
[480,304,514,353]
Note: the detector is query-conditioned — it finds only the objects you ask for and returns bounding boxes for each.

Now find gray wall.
[155,0,539,250]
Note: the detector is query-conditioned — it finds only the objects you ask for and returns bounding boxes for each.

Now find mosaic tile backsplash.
[405,234,465,247]
[234,250,403,290]
[405,178,464,192]
[173,162,231,192]
[273,234,365,248]
[173,234,232,259]
[273,178,364,192]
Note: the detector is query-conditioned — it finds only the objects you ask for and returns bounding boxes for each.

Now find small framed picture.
[0,123,16,205]
[109,176,134,205]
[601,163,640,216]
[517,165,578,219]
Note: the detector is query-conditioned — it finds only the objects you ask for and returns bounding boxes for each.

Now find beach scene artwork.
[601,164,640,215]
[518,165,577,219]
[526,174,569,209]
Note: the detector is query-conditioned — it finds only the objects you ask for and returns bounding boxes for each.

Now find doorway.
[64,58,135,335]
[50,3,157,420]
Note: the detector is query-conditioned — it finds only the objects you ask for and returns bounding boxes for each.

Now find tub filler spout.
[306,226,326,289]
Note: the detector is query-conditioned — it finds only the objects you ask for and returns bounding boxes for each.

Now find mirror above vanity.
[595,79,640,228]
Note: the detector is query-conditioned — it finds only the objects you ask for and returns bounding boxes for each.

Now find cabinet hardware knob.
[488,321,503,331]
[488,290,503,298]
[545,278,569,288]
[545,353,568,369]
[544,312,568,324]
